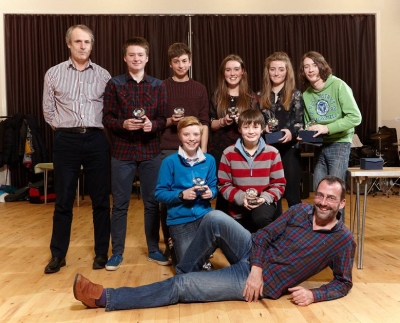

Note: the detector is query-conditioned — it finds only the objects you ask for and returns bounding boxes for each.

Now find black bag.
[4,186,29,202]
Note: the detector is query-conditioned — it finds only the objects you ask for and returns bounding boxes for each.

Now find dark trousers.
[50,130,111,258]
[279,146,302,208]
[237,202,277,233]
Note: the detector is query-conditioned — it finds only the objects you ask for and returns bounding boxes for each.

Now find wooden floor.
[0,191,399,323]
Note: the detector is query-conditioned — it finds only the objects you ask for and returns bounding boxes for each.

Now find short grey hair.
[65,25,95,46]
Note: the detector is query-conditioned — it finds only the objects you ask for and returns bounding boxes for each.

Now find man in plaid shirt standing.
[102,37,170,271]
[74,175,356,310]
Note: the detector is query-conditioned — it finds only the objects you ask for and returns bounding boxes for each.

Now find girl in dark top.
[209,54,259,213]
[259,52,305,209]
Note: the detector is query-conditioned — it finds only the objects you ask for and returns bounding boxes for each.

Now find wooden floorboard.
[0,192,399,322]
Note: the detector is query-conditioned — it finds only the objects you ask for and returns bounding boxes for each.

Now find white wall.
[0,0,399,146]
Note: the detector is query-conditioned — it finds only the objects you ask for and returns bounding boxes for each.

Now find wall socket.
[396,117,400,122]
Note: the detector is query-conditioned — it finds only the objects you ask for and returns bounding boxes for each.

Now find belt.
[56,127,101,134]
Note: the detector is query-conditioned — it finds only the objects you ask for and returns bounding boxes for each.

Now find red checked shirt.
[251,203,356,302]
[103,73,167,161]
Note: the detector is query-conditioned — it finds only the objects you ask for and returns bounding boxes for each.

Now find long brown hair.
[259,52,295,111]
[214,54,252,118]
[299,51,332,87]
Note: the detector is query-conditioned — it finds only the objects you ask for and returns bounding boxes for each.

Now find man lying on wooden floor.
[73,175,355,310]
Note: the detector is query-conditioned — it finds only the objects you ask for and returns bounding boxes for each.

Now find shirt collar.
[125,72,150,84]
[310,207,343,233]
[67,58,93,71]
[178,146,206,165]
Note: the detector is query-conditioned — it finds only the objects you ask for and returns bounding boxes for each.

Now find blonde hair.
[177,116,203,135]
[259,52,295,111]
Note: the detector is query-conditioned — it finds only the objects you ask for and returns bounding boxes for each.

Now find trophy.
[264,117,284,144]
[133,108,145,123]
[245,188,259,205]
[228,106,238,120]
[305,120,317,130]
[193,177,206,192]
[174,107,185,116]
[267,117,279,132]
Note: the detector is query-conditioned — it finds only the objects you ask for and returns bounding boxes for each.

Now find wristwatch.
[178,191,184,201]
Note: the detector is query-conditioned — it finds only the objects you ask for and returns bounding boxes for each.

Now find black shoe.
[92,254,108,269]
[44,257,66,274]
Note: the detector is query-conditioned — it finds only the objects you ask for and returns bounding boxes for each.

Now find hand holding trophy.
[228,106,238,120]
[245,188,259,205]
[299,119,323,143]
[193,177,206,192]
[264,117,284,144]
[305,119,317,130]
[174,107,185,116]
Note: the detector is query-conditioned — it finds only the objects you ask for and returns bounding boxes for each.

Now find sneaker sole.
[105,264,120,271]
[147,257,172,266]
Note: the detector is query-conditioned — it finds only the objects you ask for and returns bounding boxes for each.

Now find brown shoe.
[73,274,103,308]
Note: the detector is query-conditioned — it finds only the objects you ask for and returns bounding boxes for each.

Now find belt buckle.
[81,128,87,134]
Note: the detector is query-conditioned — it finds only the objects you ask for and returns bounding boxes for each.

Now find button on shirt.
[103,73,167,161]
[43,58,111,129]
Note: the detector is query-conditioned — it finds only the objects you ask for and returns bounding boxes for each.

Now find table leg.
[44,170,48,204]
[350,175,354,232]
[359,177,368,269]
[356,178,361,268]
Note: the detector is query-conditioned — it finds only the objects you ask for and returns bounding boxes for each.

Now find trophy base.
[247,199,259,205]
[299,130,323,143]
[134,117,145,123]
[264,131,284,144]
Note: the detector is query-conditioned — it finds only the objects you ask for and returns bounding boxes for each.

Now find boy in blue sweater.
[155,116,224,266]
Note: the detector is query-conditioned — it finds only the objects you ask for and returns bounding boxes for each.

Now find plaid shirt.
[250,203,356,302]
[103,73,166,161]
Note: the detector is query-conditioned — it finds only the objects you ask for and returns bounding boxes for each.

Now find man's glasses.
[314,192,339,203]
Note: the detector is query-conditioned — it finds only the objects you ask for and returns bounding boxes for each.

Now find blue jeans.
[110,154,162,254]
[314,142,351,188]
[51,130,110,258]
[169,210,224,263]
[105,212,252,311]
[159,150,177,247]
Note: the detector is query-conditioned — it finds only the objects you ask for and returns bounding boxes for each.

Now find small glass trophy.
[267,117,279,132]
[305,120,317,130]
[245,188,259,205]
[174,107,185,116]
[228,106,238,120]
[133,108,145,123]
[193,177,206,192]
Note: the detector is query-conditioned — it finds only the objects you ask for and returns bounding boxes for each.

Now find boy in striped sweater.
[218,109,286,232]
